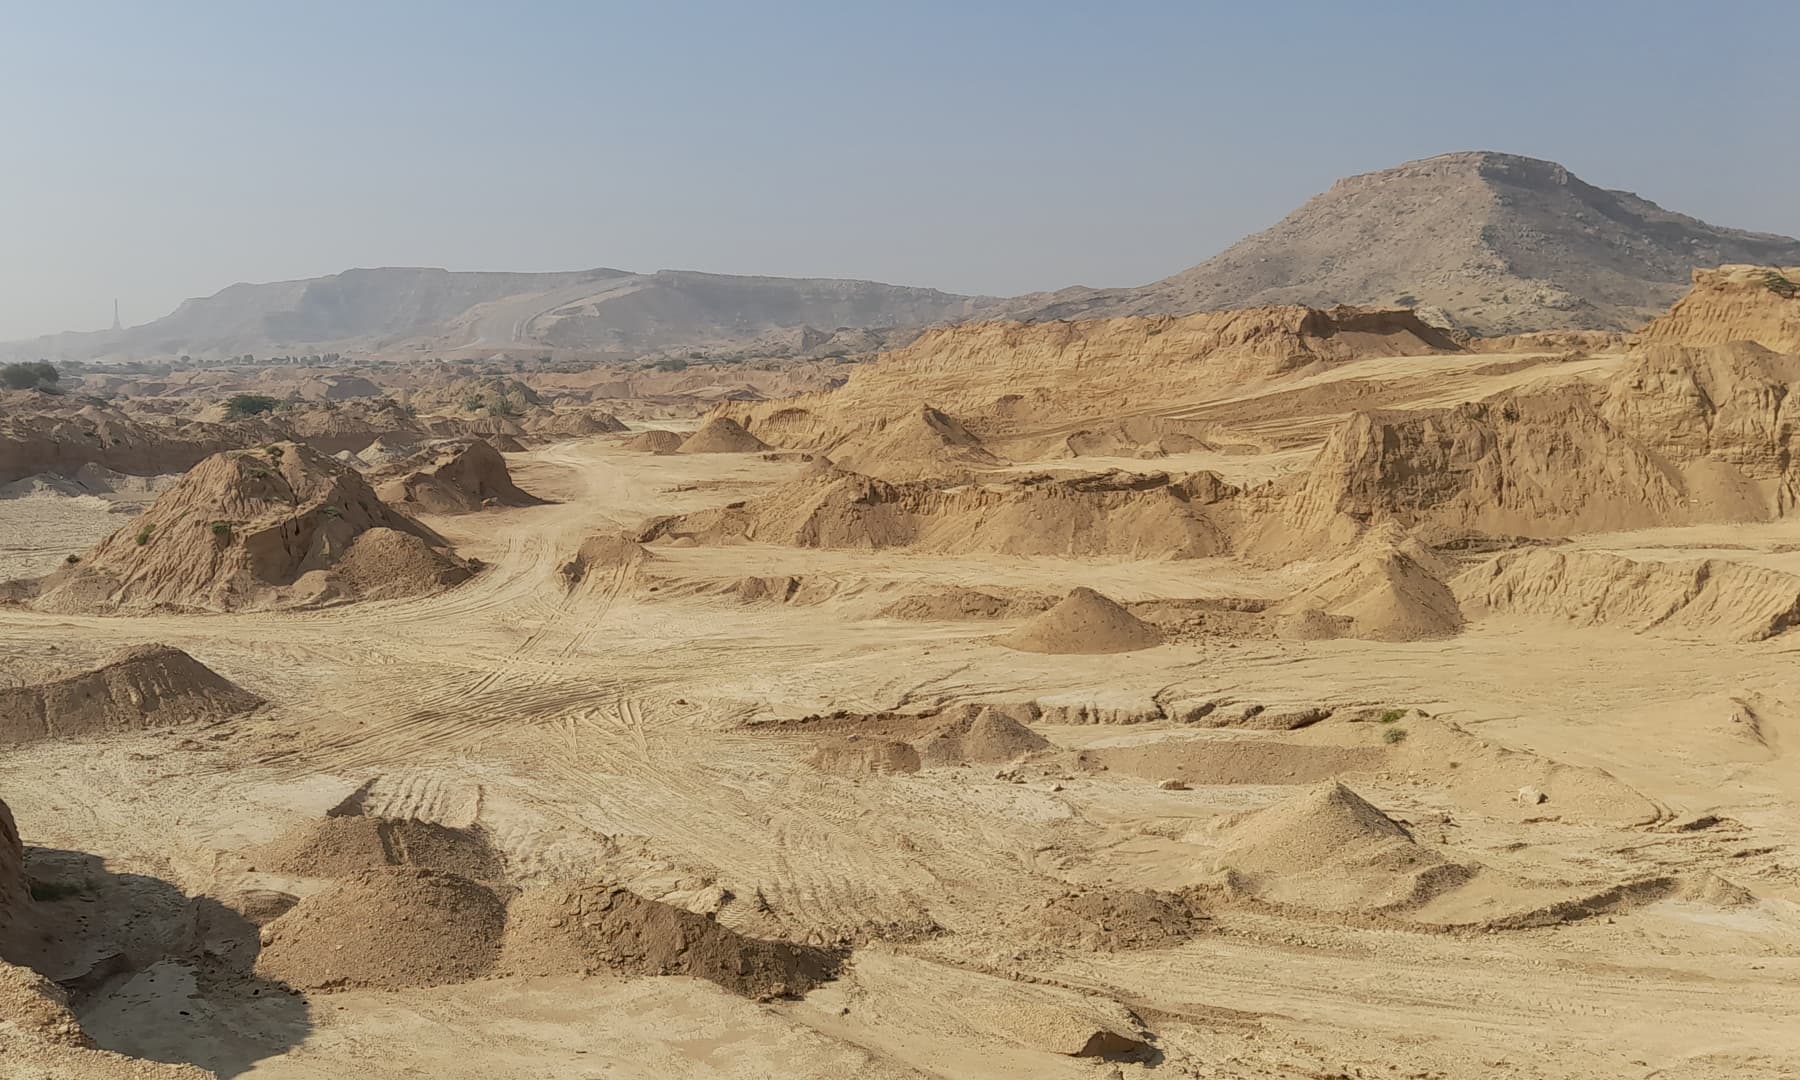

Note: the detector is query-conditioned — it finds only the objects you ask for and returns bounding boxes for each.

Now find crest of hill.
[1008,152,1800,334]
[998,587,1163,654]
[31,442,469,612]
[719,305,1456,466]
[372,438,542,514]
[1634,265,1800,353]
[0,644,260,746]
[639,466,1235,559]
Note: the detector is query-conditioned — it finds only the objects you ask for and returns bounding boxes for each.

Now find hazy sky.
[2,0,1795,340]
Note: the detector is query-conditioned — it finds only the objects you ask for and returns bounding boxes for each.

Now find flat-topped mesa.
[31,441,470,612]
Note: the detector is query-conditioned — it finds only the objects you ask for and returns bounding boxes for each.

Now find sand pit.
[500,883,839,1000]
[678,416,769,454]
[255,867,507,990]
[998,587,1162,653]
[0,644,260,746]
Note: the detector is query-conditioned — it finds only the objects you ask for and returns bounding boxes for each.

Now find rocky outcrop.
[373,439,542,514]
[1634,265,1800,353]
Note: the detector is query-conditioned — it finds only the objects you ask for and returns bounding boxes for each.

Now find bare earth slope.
[1012,152,1800,334]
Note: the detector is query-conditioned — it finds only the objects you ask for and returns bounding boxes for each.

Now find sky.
[1,0,1795,340]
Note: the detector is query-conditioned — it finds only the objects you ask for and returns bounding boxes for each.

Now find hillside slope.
[1012,152,1800,334]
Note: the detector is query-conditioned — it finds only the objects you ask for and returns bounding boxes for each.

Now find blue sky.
[2,0,1794,338]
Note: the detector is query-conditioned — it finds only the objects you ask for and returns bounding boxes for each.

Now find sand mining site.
[3,266,1800,1078]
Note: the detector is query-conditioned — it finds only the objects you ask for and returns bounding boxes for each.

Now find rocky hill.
[1009,152,1800,334]
[10,267,998,363]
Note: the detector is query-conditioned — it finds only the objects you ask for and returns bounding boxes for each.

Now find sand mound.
[255,867,506,990]
[808,735,922,776]
[1635,265,1800,353]
[678,416,769,454]
[823,403,1000,480]
[642,467,1232,559]
[255,815,504,882]
[1031,888,1199,951]
[1212,782,1472,912]
[999,587,1162,654]
[878,586,1053,621]
[622,429,685,454]
[373,439,541,514]
[31,442,468,612]
[316,526,472,603]
[524,410,629,439]
[1278,527,1462,641]
[0,644,260,747]
[500,883,839,1000]
[1454,549,1800,642]
[559,530,652,587]
[917,705,1051,765]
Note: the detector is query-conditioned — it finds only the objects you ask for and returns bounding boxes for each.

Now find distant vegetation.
[224,393,281,418]
[0,360,60,391]
[1763,270,1799,300]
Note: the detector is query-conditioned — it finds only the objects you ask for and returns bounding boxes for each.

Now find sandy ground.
[3,368,1799,1077]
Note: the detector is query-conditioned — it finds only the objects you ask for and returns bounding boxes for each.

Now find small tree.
[0,361,59,391]
[224,393,280,418]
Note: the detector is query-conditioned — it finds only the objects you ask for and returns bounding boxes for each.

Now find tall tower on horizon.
[111,299,121,332]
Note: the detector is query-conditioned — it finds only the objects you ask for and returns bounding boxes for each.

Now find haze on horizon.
[1,0,1794,341]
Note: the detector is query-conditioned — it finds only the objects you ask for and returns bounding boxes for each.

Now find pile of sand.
[523,410,629,439]
[255,867,507,990]
[622,429,685,454]
[678,416,769,454]
[29,442,469,612]
[255,815,504,882]
[1455,549,1800,642]
[318,527,473,603]
[1634,265,1800,353]
[1276,526,1462,641]
[559,530,653,588]
[373,438,541,514]
[998,587,1162,654]
[808,735,922,776]
[1210,782,1471,913]
[500,883,839,1000]
[877,586,1052,621]
[0,644,261,747]
[916,705,1051,765]
[822,403,1000,481]
[643,467,1230,560]
[1031,888,1199,951]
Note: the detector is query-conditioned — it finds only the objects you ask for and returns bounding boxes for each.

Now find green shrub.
[64,553,80,565]
[0,361,59,391]
[223,393,280,418]
[1763,270,1799,299]
[1382,727,1408,745]
[135,525,155,546]
[1379,709,1405,724]
[264,444,285,459]
[210,521,233,538]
